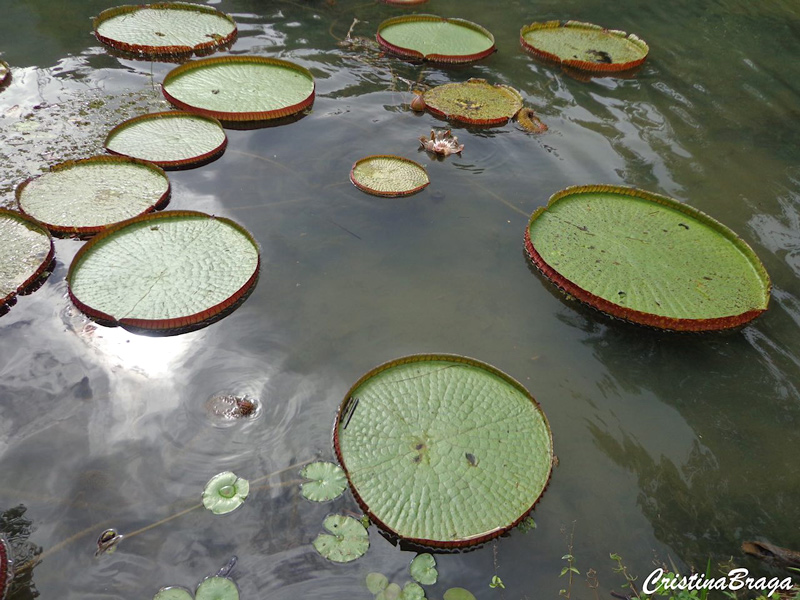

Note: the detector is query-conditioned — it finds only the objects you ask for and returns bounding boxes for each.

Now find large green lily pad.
[377,15,495,64]
[162,56,315,124]
[334,354,553,548]
[67,210,260,332]
[422,79,523,126]
[93,2,237,59]
[525,185,771,331]
[521,21,648,73]
[350,155,429,197]
[0,209,54,309]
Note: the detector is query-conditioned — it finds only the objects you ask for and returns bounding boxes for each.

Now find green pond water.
[1,0,799,598]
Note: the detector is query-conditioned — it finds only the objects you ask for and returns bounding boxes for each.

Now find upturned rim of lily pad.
[93,2,238,59]
[15,156,171,237]
[105,111,228,170]
[162,56,315,123]
[201,471,250,515]
[422,79,524,126]
[153,586,194,600]
[524,184,771,331]
[520,20,649,73]
[377,15,496,64]
[0,209,54,309]
[350,155,430,198]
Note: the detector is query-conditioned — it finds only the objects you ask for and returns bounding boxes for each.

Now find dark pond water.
[1,0,799,598]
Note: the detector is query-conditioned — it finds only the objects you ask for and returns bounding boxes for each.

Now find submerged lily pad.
[162,56,315,124]
[410,554,437,586]
[105,111,227,169]
[300,461,347,502]
[153,587,194,600]
[443,589,476,600]
[16,156,170,236]
[422,79,523,126]
[202,471,249,515]
[0,209,54,309]
[195,576,239,600]
[67,210,260,332]
[400,583,425,600]
[525,185,771,331]
[312,515,369,563]
[379,583,402,600]
[93,3,237,58]
[366,573,389,594]
[520,20,648,73]
[377,15,495,63]
[335,354,553,548]
[350,155,429,197]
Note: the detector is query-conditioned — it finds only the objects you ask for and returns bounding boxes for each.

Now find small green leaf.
[382,583,402,600]
[443,589,477,600]
[300,461,347,502]
[410,553,438,586]
[366,573,389,594]
[570,567,580,575]
[489,575,505,589]
[312,514,369,563]
[560,567,569,577]
[400,582,426,600]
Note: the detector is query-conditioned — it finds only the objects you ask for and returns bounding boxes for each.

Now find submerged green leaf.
[377,583,402,600]
[300,461,347,502]
[202,471,249,515]
[400,582,426,600]
[195,576,239,600]
[312,514,369,563]
[153,587,194,600]
[443,588,476,600]
[366,573,389,594]
[410,553,437,585]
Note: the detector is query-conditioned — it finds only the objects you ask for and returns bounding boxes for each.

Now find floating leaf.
[162,56,315,124]
[377,15,495,64]
[520,20,648,73]
[422,79,523,126]
[66,211,260,333]
[377,583,402,600]
[16,156,170,237]
[366,573,389,594]
[335,354,553,548]
[410,553,437,585]
[312,515,369,563]
[202,472,249,515]
[400,582,426,600]
[300,461,347,502]
[443,589,476,600]
[93,3,237,59]
[350,155,429,197]
[525,185,771,331]
[0,209,54,309]
[153,587,194,600]
[195,576,239,600]
[105,111,227,170]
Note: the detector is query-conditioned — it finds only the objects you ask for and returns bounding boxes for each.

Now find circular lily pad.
[312,514,370,563]
[350,155,429,197]
[202,471,250,515]
[0,209,54,309]
[366,573,389,594]
[162,56,315,123]
[400,583,425,600]
[520,20,649,73]
[377,15,495,64]
[334,354,554,548]
[154,587,194,600]
[105,111,227,169]
[93,3,237,58]
[410,553,437,585]
[443,589,476,600]
[66,210,260,332]
[525,185,771,331]
[16,156,170,237]
[300,461,348,502]
[196,576,239,600]
[422,78,523,126]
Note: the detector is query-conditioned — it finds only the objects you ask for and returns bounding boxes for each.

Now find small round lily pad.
[525,185,771,331]
[154,587,194,600]
[93,3,237,59]
[520,20,649,73]
[0,209,54,309]
[422,79,523,126]
[366,573,389,594]
[195,576,239,600]
[350,155,429,197]
[443,589,476,600]
[202,471,249,515]
[378,583,402,600]
[377,15,495,63]
[312,514,369,563]
[162,56,315,124]
[400,583,425,600]
[410,553,437,585]
[16,156,170,236]
[300,461,348,502]
[105,111,227,169]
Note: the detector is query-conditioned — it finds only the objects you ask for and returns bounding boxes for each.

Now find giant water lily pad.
[422,79,523,126]
[162,56,315,124]
[0,209,54,309]
[520,21,648,73]
[334,354,553,548]
[312,515,370,563]
[525,185,771,331]
[67,211,260,332]
[350,155,429,197]
[93,2,237,58]
[377,15,495,64]
[105,111,227,169]
[16,156,170,236]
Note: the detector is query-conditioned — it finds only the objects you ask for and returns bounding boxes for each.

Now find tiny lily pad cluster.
[366,555,476,600]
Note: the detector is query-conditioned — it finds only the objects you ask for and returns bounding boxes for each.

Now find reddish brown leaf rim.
[93,3,238,59]
[161,56,315,123]
[66,210,260,332]
[376,15,496,64]
[15,156,171,237]
[524,184,771,332]
[104,111,228,170]
[333,353,554,549]
[349,155,430,198]
[423,82,523,126]
[381,0,428,5]
[520,21,649,74]
[0,535,11,600]
[0,209,55,308]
